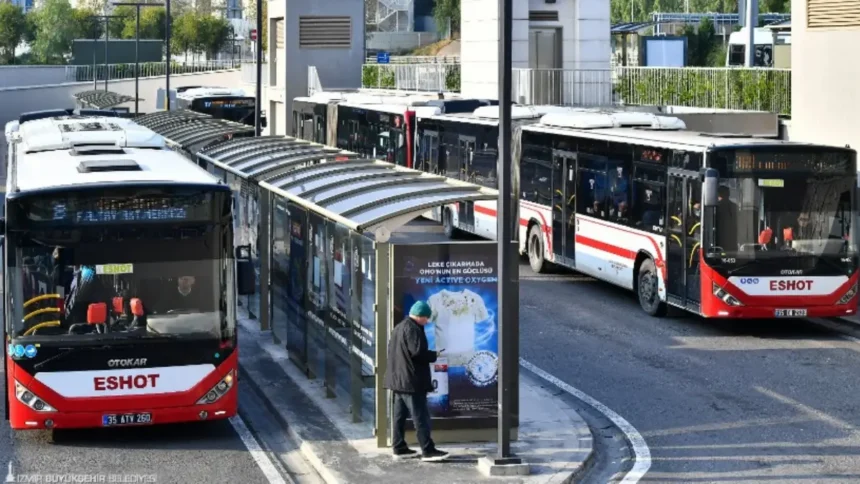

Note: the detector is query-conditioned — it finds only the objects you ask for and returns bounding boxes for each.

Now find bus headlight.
[713,282,744,307]
[14,381,56,413]
[837,282,858,305]
[196,370,235,405]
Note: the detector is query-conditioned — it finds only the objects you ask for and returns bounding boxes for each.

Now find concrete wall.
[267,0,364,136]
[0,66,69,88]
[790,0,860,151]
[0,69,241,166]
[460,0,611,99]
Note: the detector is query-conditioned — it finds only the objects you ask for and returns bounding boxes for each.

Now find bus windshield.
[8,224,231,342]
[707,149,856,270]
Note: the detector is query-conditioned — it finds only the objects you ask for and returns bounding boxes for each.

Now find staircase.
[374,0,412,32]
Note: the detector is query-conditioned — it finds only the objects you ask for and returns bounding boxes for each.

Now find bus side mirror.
[235,245,255,295]
[702,168,720,207]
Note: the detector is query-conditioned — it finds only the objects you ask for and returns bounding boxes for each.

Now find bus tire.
[443,208,456,239]
[527,224,547,273]
[637,258,667,317]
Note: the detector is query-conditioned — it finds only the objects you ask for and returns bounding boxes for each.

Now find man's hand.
[437,348,445,354]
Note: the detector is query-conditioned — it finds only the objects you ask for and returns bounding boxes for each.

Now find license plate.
[102,413,152,426]
[775,309,808,317]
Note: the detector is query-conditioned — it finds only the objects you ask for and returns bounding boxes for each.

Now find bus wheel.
[528,225,547,273]
[443,208,456,239]
[637,258,667,317]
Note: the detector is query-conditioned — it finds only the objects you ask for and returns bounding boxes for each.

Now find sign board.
[391,242,501,429]
[250,29,257,41]
[376,51,390,64]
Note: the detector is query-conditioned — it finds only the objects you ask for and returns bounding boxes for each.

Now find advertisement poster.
[351,233,375,374]
[285,202,307,364]
[326,222,352,353]
[392,242,499,420]
[306,212,328,374]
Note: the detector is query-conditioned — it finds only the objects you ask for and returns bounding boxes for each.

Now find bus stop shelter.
[191,135,516,448]
[73,90,139,112]
[135,109,256,157]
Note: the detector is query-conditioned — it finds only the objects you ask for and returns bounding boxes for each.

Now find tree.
[0,3,27,64]
[71,8,101,41]
[108,5,134,38]
[120,7,166,40]
[198,14,230,58]
[22,11,38,44]
[171,11,199,61]
[30,0,77,64]
[433,0,459,36]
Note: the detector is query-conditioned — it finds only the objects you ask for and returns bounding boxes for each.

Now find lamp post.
[165,0,172,110]
[88,14,126,92]
[496,0,519,464]
[254,0,262,136]
[112,1,165,115]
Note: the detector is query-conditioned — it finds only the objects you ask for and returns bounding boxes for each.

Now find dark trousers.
[391,391,435,453]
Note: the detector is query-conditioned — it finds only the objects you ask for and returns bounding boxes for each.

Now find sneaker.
[393,448,419,459]
[421,449,449,462]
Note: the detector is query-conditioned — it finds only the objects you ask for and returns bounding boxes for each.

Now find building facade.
[790,0,860,151]
[266,0,364,136]
[460,0,611,101]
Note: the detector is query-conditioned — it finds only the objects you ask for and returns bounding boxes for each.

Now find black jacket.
[384,317,437,394]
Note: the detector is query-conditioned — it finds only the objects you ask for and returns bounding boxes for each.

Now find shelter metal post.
[374,241,390,448]
[259,191,271,331]
[254,0,263,136]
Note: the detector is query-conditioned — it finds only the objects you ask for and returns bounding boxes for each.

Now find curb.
[238,362,343,484]
[238,318,596,484]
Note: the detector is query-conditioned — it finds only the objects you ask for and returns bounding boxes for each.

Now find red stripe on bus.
[574,235,637,260]
[472,204,553,253]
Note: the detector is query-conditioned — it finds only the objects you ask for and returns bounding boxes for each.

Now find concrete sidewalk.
[236,314,594,484]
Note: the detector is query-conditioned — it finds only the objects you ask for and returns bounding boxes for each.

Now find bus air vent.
[77,159,142,173]
[70,145,126,156]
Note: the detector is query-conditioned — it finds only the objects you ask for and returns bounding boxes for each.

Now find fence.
[66,60,241,83]
[361,63,461,92]
[615,67,791,115]
[359,64,793,115]
[364,55,460,64]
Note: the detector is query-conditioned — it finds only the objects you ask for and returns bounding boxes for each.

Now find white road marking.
[230,415,289,484]
[520,358,651,483]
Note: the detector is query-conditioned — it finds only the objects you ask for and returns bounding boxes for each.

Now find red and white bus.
[416,107,859,318]
[3,113,251,430]
[291,92,495,168]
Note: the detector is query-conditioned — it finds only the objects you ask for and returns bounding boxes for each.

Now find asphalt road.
[0,371,315,484]
[519,261,860,483]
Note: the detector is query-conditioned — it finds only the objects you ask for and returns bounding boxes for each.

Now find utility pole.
[112,2,165,115]
[254,0,262,135]
[496,0,519,464]
[165,0,172,110]
[88,14,126,92]
[744,0,758,67]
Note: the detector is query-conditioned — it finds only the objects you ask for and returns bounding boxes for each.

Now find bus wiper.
[33,345,109,370]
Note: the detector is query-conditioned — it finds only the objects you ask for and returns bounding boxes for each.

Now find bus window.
[521,158,551,205]
[577,148,608,219]
[608,160,631,224]
[632,165,666,234]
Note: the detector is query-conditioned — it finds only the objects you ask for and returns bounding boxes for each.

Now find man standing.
[384,301,449,462]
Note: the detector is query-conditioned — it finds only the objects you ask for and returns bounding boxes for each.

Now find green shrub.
[614,68,791,115]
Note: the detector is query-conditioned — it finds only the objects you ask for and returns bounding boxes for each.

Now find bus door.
[552,150,577,266]
[666,171,702,309]
[300,113,314,141]
[419,129,440,173]
[2,235,7,420]
[458,136,476,231]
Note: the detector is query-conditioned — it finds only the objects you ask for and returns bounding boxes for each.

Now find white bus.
[3,113,251,430]
[415,107,858,319]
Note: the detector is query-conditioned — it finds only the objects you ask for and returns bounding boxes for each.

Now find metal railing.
[364,55,460,64]
[361,63,460,92]
[615,67,791,115]
[65,60,241,83]
[359,64,792,115]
